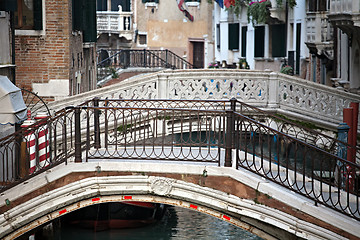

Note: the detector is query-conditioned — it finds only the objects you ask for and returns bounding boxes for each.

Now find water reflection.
[54,206,263,240]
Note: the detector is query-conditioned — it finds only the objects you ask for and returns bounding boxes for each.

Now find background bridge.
[0,97,359,239]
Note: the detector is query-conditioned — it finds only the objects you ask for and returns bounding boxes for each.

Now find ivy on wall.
[221,0,297,25]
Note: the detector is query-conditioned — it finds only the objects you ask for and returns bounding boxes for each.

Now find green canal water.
[53,206,263,240]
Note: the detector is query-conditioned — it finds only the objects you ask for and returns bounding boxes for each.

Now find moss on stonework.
[274,113,326,131]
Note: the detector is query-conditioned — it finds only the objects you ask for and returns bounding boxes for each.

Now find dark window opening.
[216,24,220,49]
[254,26,265,58]
[111,0,130,11]
[228,23,239,50]
[97,0,107,11]
[271,24,286,57]
[241,26,247,57]
[139,34,147,45]
[308,0,327,12]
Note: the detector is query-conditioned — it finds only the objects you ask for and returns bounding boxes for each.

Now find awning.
[0,76,27,125]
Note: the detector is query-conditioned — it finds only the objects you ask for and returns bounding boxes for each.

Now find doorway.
[190,41,204,69]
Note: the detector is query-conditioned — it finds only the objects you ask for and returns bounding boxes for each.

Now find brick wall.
[15,0,96,102]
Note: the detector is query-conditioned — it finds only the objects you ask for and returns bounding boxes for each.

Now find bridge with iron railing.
[97,49,194,81]
[0,97,359,239]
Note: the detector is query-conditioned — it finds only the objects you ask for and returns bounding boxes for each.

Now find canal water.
[53,206,263,240]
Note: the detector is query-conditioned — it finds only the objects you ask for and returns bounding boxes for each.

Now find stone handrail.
[45,69,360,132]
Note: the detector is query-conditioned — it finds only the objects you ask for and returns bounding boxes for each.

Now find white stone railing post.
[268,72,280,109]
[118,5,124,31]
[157,72,169,99]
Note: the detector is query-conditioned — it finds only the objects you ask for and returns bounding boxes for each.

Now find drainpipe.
[10,11,15,85]
[343,103,359,192]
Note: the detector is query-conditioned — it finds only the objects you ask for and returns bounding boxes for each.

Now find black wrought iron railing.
[0,99,359,220]
[97,49,194,80]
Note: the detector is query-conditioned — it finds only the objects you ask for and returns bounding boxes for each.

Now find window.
[254,26,265,57]
[271,24,286,57]
[111,0,130,11]
[308,0,327,12]
[139,34,147,45]
[216,24,220,49]
[15,0,42,30]
[228,23,239,50]
[241,26,247,57]
[97,0,107,11]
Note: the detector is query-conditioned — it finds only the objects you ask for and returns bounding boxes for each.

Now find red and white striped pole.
[21,110,36,174]
[35,112,50,169]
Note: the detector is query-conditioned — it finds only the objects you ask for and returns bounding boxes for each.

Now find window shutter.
[216,24,220,49]
[73,0,83,31]
[142,0,147,3]
[254,26,265,57]
[228,23,239,50]
[83,0,97,42]
[154,0,159,3]
[241,26,247,57]
[272,24,286,57]
[33,0,42,30]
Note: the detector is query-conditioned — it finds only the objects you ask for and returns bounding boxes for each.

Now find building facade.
[213,0,360,95]
[213,0,309,74]
[96,0,214,68]
[14,0,97,101]
[328,0,360,94]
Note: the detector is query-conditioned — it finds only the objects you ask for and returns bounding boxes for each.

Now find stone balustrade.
[45,69,360,132]
[330,0,359,14]
[97,8,133,40]
[306,12,333,43]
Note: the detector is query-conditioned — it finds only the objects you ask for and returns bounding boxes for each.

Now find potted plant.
[280,65,293,75]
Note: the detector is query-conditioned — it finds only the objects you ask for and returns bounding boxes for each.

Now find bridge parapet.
[1,99,359,223]
[44,69,360,132]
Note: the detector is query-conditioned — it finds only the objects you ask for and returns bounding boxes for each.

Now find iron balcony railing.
[0,99,359,221]
[97,49,194,80]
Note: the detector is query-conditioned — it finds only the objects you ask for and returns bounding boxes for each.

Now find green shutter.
[228,23,239,50]
[142,0,147,3]
[272,24,286,57]
[33,0,42,30]
[83,0,97,42]
[154,0,159,3]
[254,26,264,57]
[73,0,83,31]
[241,26,247,57]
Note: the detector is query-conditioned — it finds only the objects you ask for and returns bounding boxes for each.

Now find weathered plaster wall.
[136,0,213,58]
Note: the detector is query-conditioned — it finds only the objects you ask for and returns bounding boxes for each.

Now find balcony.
[97,8,133,41]
[305,12,333,59]
[328,0,360,34]
[268,0,286,22]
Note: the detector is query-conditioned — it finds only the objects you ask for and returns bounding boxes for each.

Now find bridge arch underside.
[0,163,357,240]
